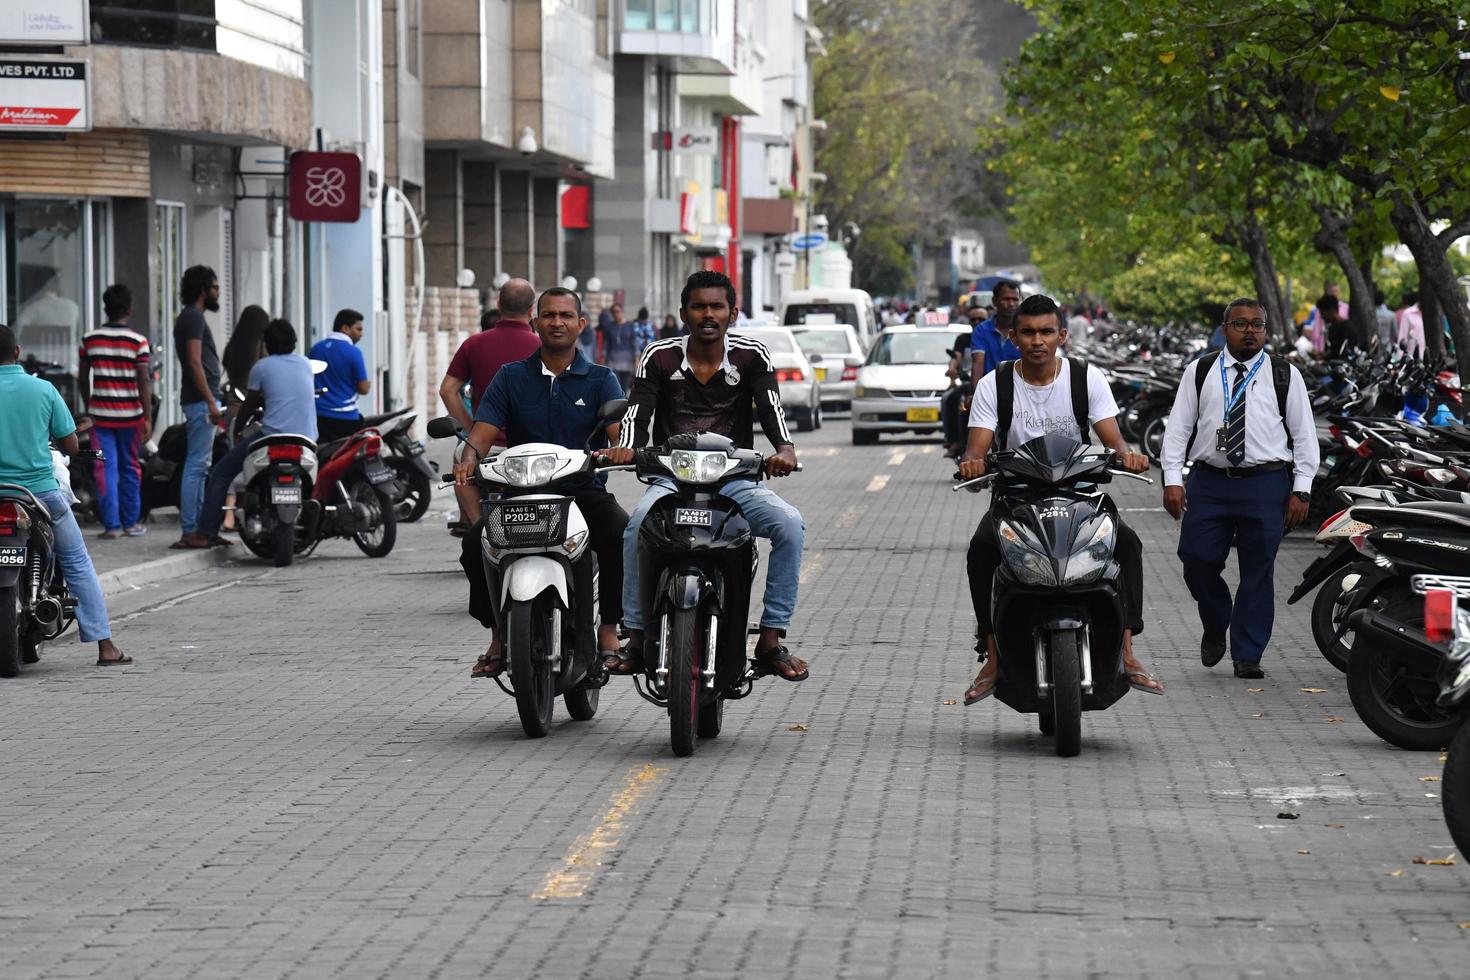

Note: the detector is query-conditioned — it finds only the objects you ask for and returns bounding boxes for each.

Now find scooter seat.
[1351,503,1470,532]
[361,409,410,428]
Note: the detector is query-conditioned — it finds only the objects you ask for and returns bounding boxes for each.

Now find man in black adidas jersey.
[598,271,808,681]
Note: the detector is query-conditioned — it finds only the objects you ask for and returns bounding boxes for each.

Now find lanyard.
[1219,352,1265,423]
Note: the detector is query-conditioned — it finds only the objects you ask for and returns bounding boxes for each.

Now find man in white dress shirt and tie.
[1160,298,1319,680]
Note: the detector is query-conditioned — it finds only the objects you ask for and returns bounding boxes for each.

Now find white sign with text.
[0,60,90,132]
[0,1,90,46]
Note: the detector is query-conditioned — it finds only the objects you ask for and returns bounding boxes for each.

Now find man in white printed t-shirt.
[956,293,1162,705]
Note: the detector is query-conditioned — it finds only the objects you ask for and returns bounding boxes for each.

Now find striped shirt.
[79,324,151,426]
[617,334,794,450]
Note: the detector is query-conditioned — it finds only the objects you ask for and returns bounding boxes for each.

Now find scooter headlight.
[1062,515,1116,585]
[664,449,732,484]
[997,520,1057,587]
[498,453,560,487]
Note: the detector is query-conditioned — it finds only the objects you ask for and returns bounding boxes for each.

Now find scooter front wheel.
[508,597,556,738]
[667,609,701,757]
[1049,628,1082,758]
[1442,722,1470,859]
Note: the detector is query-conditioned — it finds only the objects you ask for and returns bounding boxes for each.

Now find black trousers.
[966,509,1145,638]
[940,386,968,446]
[316,415,364,443]
[463,487,628,629]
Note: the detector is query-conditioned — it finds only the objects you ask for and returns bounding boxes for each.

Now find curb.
[97,543,245,598]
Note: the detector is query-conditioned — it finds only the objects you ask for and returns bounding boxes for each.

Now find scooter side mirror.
[597,398,629,422]
[426,416,463,440]
[309,358,329,375]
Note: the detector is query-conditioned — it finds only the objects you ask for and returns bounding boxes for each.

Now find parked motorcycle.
[0,462,102,676]
[361,409,435,523]
[1423,578,1470,858]
[626,432,801,758]
[953,434,1153,757]
[426,401,625,738]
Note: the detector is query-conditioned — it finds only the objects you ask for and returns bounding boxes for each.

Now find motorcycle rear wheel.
[0,584,20,678]
[1310,570,1355,672]
[1346,632,1460,751]
[350,480,398,558]
[563,684,599,721]
[272,522,294,567]
[667,609,700,757]
[697,695,724,739]
[1442,721,1470,859]
[1049,629,1082,758]
[1139,409,1169,464]
[508,597,555,738]
[390,460,433,523]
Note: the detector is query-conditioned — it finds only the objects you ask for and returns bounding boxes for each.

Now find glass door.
[153,202,187,426]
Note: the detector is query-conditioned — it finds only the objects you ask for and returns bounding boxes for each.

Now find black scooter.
[953,434,1152,757]
[1424,577,1470,859]
[626,432,801,757]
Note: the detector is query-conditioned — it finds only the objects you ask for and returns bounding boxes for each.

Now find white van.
[779,288,879,351]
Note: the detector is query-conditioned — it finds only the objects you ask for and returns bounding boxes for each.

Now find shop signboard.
[0,1,89,46]
[671,126,719,156]
[0,59,90,132]
[288,151,363,223]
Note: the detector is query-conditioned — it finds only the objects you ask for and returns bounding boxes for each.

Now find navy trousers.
[1177,466,1291,664]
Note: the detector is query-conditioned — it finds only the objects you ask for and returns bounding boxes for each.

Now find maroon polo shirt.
[446,318,542,409]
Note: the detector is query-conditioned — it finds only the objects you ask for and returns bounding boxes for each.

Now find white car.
[850,325,971,445]
[729,326,824,432]
[791,324,865,414]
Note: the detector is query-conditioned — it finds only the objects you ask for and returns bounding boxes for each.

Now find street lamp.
[586,276,603,293]
[561,275,578,291]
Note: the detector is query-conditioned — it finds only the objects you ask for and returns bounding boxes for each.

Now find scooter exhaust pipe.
[32,595,62,628]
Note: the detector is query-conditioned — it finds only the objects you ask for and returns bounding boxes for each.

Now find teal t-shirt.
[0,363,76,494]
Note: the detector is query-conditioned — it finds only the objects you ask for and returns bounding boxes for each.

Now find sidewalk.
[81,511,243,597]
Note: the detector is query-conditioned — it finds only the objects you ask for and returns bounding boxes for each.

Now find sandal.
[98,530,121,541]
[471,650,505,678]
[1125,670,1165,695]
[603,648,642,675]
[964,671,998,705]
[96,653,134,667]
[754,643,809,682]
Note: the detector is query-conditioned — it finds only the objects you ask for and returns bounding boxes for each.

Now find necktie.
[1224,362,1247,466]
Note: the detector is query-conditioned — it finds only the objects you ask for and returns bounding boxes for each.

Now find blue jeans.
[180,401,215,533]
[621,479,805,632]
[38,490,111,643]
[92,424,144,530]
[197,437,254,540]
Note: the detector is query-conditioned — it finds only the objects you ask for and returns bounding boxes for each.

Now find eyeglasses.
[1225,319,1268,332]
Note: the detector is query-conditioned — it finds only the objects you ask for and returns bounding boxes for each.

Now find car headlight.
[498,452,560,486]
[1061,514,1115,585]
[997,520,1057,586]
[663,449,733,484]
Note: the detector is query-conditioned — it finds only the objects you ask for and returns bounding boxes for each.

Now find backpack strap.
[994,361,1015,451]
[1184,351,1221,458]
[1271,354,1295,451]
[1067,356,1090,438]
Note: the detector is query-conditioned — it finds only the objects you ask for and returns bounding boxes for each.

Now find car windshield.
[734,330,796,353]
[866,331,962,366]
[784,303,859,327]
[792,329,853,355]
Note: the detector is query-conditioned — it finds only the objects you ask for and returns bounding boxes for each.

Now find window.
[732,329,795,353]
[3,199,90,408]
[405,0,420,78]
[91,1,218,52]
[866,331,963,367]
[792,329,856,355]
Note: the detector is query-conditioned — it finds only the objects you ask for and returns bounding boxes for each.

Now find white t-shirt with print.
[969,359,1119,447]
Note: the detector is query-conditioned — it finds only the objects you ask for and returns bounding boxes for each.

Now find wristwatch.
[1292,491,1311,503]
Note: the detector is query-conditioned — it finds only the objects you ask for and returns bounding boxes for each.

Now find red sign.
[679,192,698,234]
[288,151,362,223]
[0,106,79,126]
[561,184,591,229]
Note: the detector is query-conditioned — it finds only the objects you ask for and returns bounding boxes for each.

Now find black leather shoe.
[1233,660,1265,680]
[1201,633,1227,668]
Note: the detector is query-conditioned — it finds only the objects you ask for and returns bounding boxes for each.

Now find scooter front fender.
[502,555,568,608]
[664,568,705,611]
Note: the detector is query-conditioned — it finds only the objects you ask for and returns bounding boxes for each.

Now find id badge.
[1214,427,1228,452]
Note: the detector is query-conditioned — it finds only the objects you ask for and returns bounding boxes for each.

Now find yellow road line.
[834,504,862,529]
[865,474,889,492]
[799,550,824,585]
[532,763,668,900]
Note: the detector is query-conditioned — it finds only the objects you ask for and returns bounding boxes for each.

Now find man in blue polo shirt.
[0,324,132,667]
[452,286,627,678]
[968,279,1022,389]
[310,308,371,442]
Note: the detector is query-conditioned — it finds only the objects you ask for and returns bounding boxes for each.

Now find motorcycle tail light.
[0,501,29,536]
[1426,589,1456,643]
[268,444,303,462]
[1355,440,1374,459]
[1425,467,1455,485]
[1329,424,1342,442]
[358,434,383,458]
[1349,532,1373,556]
[775,368,805,383]
[841,365,859,381]
[1319,509,1346,534]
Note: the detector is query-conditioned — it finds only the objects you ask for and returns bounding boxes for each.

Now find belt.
[1195,461,1290,479]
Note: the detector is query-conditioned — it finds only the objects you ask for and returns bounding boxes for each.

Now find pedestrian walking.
[632,306,657,356]
[1396,292,1426,360]
[480,307,500,332]
[1159,298,1319,680]
[1318,293,1356,357]
[78,284,152,539]
[171,266,224,550]
[0,324,133,666]
[1373,289,1395,350]
[659,312,681,339]
[310,308,370,442]
[438,277,540,529]
[602,303,637,391]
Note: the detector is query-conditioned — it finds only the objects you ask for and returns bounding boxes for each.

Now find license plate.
[366,461,395,484]
[675,509,713,526]
[815,368,827,381]
[270,486,302,505]
[0,548,24,567]
[500,504,541,525]
[906,407,940,423]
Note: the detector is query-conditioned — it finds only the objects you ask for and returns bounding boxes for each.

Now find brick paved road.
[1,421,1466,979]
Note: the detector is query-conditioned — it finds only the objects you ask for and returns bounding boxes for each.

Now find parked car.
[791,324,864,413]
[850,325,971,445]
[729,325,823,432]
[780,288,879,350]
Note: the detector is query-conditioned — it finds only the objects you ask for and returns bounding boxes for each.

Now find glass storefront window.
[91,1,217,52]
[3,199,89,409]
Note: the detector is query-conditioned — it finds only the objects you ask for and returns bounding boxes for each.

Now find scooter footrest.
[632,674,668,707]
[60,597,78,611]
[493,676,515,698]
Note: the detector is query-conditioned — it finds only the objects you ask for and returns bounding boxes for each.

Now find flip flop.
[96,654,134,667]
[754,644,809,682]
[1126,670,1165,695]
[169,539,210,550]
[964,674,998,705]
[603,649,642,676]
[471,651,505,678]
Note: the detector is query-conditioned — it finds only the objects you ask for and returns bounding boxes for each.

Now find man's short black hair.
[1403,290,1418,306]
[103,283,132,320]
[537,286,583,316]
[681,270,736,310]
[263,318,297,355]
[1316,293,1339,313]
[992,279,1021,298]
[0,323,15,362]
[333,308,364,332]
[480,308,500,331]
[1015,293,1062,322]
[179,265,217,306]
[1223,297,1263,322]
